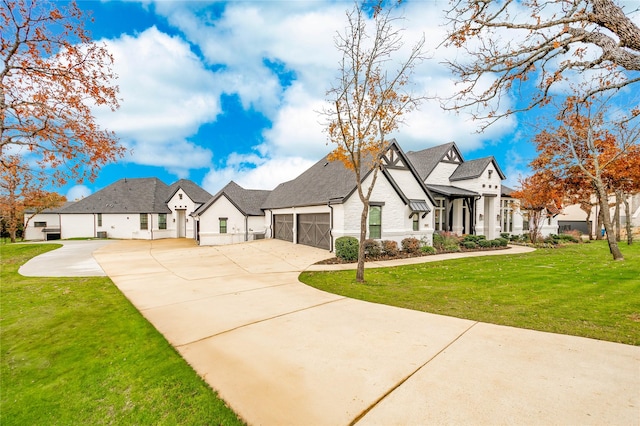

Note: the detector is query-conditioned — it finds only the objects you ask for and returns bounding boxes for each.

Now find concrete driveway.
[19,239,114,277]
[88,238,639,425]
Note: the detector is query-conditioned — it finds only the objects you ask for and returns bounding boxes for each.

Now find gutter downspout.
[268,209,273,239]
[327,201,334,252]
[150,214,154,240]
[245,215,249,242]
[93,213,96,238]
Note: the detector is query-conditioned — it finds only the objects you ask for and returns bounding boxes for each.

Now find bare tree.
[443,0,640,128]
[323,2,425,283]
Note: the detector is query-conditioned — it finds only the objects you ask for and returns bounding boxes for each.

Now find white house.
[25,141,516,250]
[24,178,212,240]
[406,142,505,240]
[257,140,436,251]
[192,181,271,246]
[501,185,560,238]
[559,193,640,236]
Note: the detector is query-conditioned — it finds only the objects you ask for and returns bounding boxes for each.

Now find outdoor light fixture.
[479,214,484,221]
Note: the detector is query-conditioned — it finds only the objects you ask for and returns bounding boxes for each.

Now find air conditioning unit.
[97,231,107,239]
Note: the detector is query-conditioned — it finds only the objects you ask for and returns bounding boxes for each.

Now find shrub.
[420,245,436,254]
[490,239,502,247]
[462,241,477,249]
[434,232,460,252]
[462,234,485,243]
[432,233,445,250]
[509,234,521,242]
[363,239,382,258]
[444,244,461,252]
[559,233,580,243]
[478,239,492,248]
[382,240,399,256]
[495,237,509,247]
[401,237,420,253]
[335,236,359,261]
[500,232,510,239]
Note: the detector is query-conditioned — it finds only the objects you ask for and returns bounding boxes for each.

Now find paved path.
[19,240,114,277]
[87,239,639,425]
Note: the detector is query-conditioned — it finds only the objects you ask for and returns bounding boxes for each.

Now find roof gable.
[406,142,463,181]
[194,181,270,217]
[60,178,171,214]
[166,179,212,204]
[449,157,506,181]
[263,140,435,209]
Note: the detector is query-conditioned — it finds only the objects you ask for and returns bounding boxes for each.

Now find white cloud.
[202,155,315,194]
[93,26,220,171]
[96,1,522,190]
[66,185,92,201]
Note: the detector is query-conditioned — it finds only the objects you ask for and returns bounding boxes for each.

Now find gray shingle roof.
[262,155,364,209]
[194,181,271,217]
[406,142,459,181]
[25,201,75,214]
[449,157,506,181]
[167,179,212,204]
[502,185,515,197]
[426,184,479,197]
[60,178,171,214]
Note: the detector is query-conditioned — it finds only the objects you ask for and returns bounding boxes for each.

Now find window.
[179,193,183,200]
[219,218,227,234]
[140,214,148,230]
[412,214,419,231]
[522,212,530,231]
[434,198,445,231]
[158,214,167,230]
[369,206,381,239]
[501,200,513,233]
[97,213,102,227]
[34,221,46,228]
[488,170,493,179]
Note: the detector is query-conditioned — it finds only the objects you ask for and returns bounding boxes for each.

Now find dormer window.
[488,170,493,179]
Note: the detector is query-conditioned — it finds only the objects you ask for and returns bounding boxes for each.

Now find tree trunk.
[356,201,369,283]
[614,191,622,242]
[624,195,633,245]
[595,183,624,260]
[596,202,604,240]
[585,209,592,240]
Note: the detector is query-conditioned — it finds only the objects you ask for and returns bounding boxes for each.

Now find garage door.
[297,213,330,250]
[274,214,293,242]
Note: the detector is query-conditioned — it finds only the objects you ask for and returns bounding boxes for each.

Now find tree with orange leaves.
[1,0,124,239]
[442,0,640,129]
[322,2,425,282]
[510,171,563,244]
[530,95,639,260]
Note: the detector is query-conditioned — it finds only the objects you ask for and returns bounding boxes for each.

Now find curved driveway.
[85,239,639,425]
[18,239,640,424]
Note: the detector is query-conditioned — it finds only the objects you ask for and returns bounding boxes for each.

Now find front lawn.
[300,241,640,345]
[0,244,244,425]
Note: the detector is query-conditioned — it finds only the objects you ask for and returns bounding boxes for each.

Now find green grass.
[1,243,244,425]
[300,241,640,345]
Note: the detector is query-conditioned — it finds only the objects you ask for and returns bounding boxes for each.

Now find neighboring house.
[559,193,640,236]
[259,140,436,251]
[406,142,505,240]
[192,181,271,246]
[24,178,212,240]
[501,185,560,237]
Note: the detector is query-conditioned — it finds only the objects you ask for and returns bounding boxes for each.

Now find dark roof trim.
[426,184,480,198]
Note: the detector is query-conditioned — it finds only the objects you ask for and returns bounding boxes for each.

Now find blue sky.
[59,0,635,200]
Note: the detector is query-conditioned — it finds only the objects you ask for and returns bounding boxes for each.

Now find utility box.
[97,231,107,239]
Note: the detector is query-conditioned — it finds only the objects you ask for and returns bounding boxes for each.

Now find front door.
[177,210,186,238]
